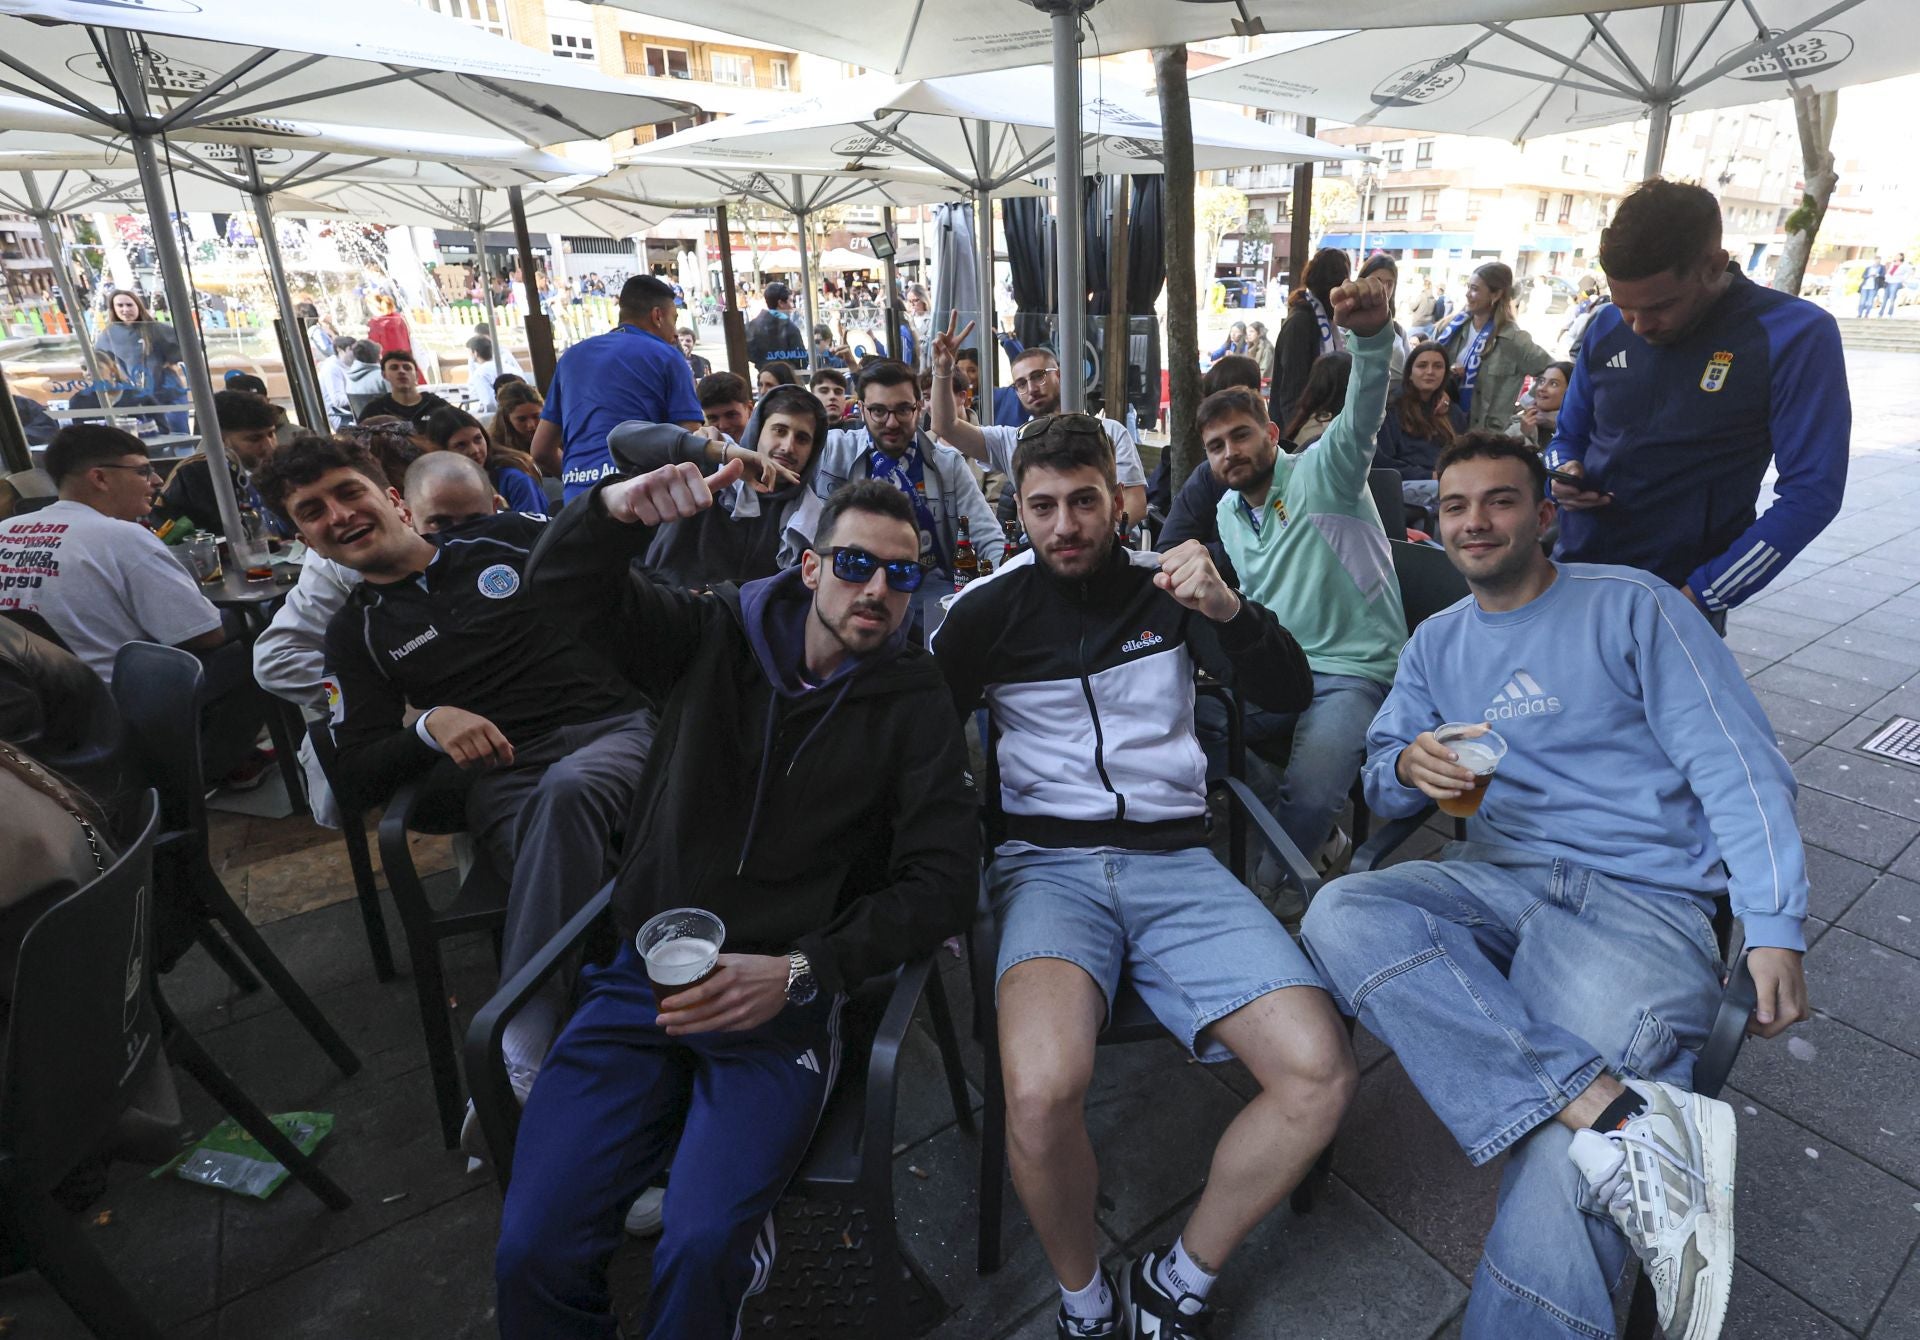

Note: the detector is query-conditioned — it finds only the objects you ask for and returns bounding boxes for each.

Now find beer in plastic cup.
[637,907,726,1000]
[1433,723,1507,818]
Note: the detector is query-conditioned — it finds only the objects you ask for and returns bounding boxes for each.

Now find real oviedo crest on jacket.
[1700,350,1734,393]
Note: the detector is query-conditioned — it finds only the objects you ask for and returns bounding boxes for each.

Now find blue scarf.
[1310,292,1346,358]
[1437,312,1494,411]
[866,432,950,574]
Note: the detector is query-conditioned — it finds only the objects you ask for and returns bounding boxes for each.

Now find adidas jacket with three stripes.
[1546,267,1848,612]
[932,543,1313,851]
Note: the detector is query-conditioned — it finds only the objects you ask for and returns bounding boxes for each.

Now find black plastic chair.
[0,792,350,1340]
[108,642,360,1079]
[973,685,1325,1273]
[462,887,974,1324]
[303,722,396,983]
[1349,808,1758,1340]
[377,767,511,1148]
[1367,466,1406,541]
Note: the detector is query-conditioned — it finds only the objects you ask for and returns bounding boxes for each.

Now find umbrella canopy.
[0,0,699,144]
[1188,0,1910,151]
[632,67,1366,187]
[286,182,673,239]
[597,157,1040,211]
[594,1,1670,79]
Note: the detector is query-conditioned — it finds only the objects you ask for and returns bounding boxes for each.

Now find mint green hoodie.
[1214,325,1407,686]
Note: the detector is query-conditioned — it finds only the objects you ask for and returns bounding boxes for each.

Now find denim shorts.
[990,844,1327,1062]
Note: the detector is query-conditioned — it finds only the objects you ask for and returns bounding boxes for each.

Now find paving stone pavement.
[4,350,1919,1338]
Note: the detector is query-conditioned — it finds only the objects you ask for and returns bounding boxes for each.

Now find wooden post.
[1153,45,1204,489]
[508,186,557,393]
[715,204,750,377]
[1102,176,1131,424]
[1288,118,1316,305]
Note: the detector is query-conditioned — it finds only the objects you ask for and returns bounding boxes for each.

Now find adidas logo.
[1606,350,1629,369]
[1121,629,1165,654]
[1486,670,1563,720]
[795,1049,821,1074]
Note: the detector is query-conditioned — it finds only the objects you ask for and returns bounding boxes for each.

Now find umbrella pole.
[973,119,998,427]
[241,150,326,432]
[102,30,248,549]
[508,186,555,394]
[471,192,505,387]
[794,178,818,376]
[881,205,905,371]
[23,175,103,398]
[715,205,749,377]
[1643,5,1682,178]
[1050,4,1089,412]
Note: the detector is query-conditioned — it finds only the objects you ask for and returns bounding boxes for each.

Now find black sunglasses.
[1016,411,1108,443]
[821,545,925,593]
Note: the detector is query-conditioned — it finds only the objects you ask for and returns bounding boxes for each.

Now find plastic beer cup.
[637,908,726,1000]
[1433,723,1507,818]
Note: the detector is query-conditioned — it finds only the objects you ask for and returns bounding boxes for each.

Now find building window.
[1535,194,1549,222]
[710,52,752,86]
[420,0,508,38]
[1385,195,1409,221]
[1384,144,1404,168]
[1416,139,1434,166]
[550,33,595,61]
[1466,195,1484,221]
[771,58,791,89]
[642,45,691,79]
[1558,193,1574,223]
[1420,189,1440,220]
[1326,158,1344,176]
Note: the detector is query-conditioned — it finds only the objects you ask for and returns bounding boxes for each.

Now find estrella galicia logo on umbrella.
[1727,30,1853,82]
[1369,57,1466,109]
[67,46,212,95]
[831,135,899,158]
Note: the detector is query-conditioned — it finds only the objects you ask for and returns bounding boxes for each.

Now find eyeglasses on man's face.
[818,545,925,592]
[1010,366,1060,394]
[98,461,159,480]
[862,402,921,423]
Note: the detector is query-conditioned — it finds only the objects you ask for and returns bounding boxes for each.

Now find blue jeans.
[1858,285,1880,317]
[495,942,843,1339]
[1301,844,1722,1340]
[1197,672,1388,854]
[1879,283,1903,316]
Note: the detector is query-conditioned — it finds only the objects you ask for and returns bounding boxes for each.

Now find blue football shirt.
[542,324,703,500]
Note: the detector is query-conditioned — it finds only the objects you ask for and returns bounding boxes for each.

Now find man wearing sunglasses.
[497,465,976,1339]
[934,418,1354,1339]
[0,423,267,782]
[928,321,1150,525]
[812,359,1005,580]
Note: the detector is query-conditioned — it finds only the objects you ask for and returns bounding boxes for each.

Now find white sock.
[1155,1237,1216,1311]
[1059,1268,1113,1321]
[501,992,561,1093]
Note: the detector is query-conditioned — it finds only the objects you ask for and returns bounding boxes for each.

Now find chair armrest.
[1692,949,1756,1101]
[1222,776,1320,901]
[1349,807,1437,874]
[375,778,431,913]
[462,885,615,1190]
[861,956,933,1182]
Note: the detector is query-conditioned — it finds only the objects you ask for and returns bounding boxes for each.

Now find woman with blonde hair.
[1433,261,1553,433]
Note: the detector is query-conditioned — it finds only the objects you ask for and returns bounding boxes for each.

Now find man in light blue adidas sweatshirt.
[1303,433,1810,1340]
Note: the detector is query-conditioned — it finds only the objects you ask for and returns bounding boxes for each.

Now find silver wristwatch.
[785,949,818,1006]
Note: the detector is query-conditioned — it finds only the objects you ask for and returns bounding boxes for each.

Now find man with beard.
[933,415,1354,1339]
[1196,269,1409,887]
[495,470,976,1338]
[1303,432,1811,1340]
[930,331,1149,525]
[608,383,824,587]
[812,360,1004,580]
[1546,179,1848,624]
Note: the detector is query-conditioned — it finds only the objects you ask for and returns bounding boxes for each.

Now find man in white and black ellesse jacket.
[930,415,1356,1340]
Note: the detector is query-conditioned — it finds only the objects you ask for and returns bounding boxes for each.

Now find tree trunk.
[1774,88,1839,297]
[1154,45,1205,491]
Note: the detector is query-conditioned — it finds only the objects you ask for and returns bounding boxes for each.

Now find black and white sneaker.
[1121,1247,1213,1338]
[1054,1269,1125,1338]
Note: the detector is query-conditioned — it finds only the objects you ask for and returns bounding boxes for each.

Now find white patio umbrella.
[629,67,1363,405]
[0,0,695,545]
[591,158,1039,373]
[599,0,1668,408]
[1189,0,1911,174]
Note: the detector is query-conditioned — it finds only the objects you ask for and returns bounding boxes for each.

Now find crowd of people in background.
[0,176,1858,1340]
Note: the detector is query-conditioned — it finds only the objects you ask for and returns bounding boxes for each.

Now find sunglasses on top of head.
[818,545,925,593]
[1016,411,1108,443]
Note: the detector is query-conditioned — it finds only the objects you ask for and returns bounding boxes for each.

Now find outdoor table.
[205,563,308,810]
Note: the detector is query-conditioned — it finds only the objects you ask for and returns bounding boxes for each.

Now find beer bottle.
[976,554,993,578]
[1002,517,1024,558]
[954,515,979,581]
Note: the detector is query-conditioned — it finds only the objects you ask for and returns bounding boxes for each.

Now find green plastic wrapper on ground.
[149,1111,335,1200]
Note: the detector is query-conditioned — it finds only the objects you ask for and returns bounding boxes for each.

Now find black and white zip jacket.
[932,544,1313,850]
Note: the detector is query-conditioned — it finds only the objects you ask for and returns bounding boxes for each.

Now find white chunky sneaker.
[623,1185,666,1237]
[1567,1079,1736,1340]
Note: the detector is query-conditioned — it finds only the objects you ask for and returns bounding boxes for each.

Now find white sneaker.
[1567,1079,1736,1340]
[1313,826,1353,879]
[623,1185,666,1237]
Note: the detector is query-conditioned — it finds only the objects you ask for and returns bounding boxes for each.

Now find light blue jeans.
[1197,672,1388,855]
[1301,843,1723,1340]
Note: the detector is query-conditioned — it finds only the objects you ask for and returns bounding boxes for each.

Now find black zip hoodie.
[524,482,978,995]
